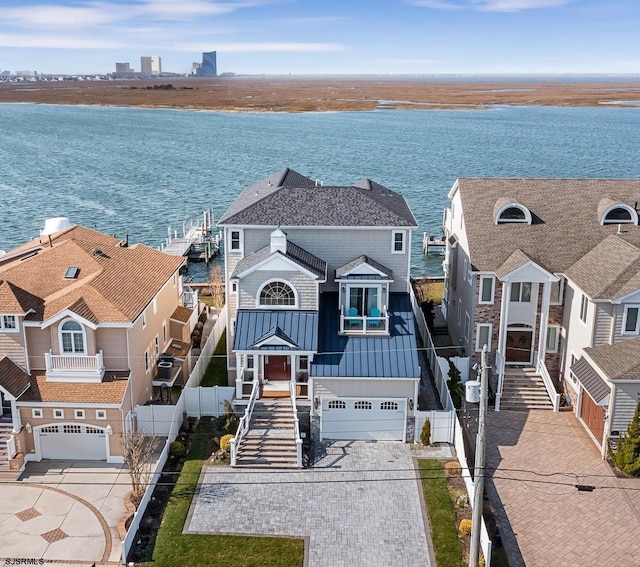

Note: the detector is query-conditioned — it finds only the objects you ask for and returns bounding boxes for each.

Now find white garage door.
[321,398,406,441]
[38,424,107,460]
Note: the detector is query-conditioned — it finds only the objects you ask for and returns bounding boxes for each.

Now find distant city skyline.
[0,0,639,75]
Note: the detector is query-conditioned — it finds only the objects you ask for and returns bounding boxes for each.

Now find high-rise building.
[115,62,131,73]
[201,51,217,77]
[140,56,161,75]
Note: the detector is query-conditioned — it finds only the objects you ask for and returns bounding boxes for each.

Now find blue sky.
[1,0,639,75]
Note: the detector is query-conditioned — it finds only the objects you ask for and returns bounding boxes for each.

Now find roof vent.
[41,217,71,237]
[92,247,105,257]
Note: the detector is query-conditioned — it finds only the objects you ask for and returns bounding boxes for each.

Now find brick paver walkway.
[187,441,433,567]
[486,410,640,567]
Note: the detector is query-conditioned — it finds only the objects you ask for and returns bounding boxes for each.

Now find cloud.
[0,32,125,49]
[0,3,129,28]
[176,42,344,53]
[410,0,573,11]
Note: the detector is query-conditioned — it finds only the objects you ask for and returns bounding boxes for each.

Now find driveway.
[0,460,130,566]
[188,441,435,567]
[486,410,640,567]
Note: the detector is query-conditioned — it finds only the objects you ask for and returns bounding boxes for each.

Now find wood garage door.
[321,398,406,441]
[38,424,107,460]
[580,391,605,445]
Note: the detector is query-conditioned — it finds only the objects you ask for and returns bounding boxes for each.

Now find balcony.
[339,305,389,335]
[45,350,105,382]
[181,289,198,310]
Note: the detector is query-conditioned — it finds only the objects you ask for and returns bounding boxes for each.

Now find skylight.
[64,266,80,279]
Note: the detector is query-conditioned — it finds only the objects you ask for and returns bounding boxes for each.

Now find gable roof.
[335,255,393,279]
[219,169,417,228]
[231,239,327,280]
[565,235,640,299]
[454,178,640,274]
[0,357,31,398]
[584,337,640,381]
[0,225,184,324]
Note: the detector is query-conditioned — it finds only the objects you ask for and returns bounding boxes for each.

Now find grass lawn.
[418,459,462,566]
[413,279,444,305]
[150,417,304,567]
[200,330,229,387]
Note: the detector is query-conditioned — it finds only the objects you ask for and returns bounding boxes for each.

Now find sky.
[0,0,639,75]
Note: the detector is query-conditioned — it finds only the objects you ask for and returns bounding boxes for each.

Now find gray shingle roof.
[570,357,611,405]
[455,178,640,274]
[495,250,543,279]
[219,169,417,228]
[564,235,640,299]
[335,255,393,279]
[584,337,640,380]
[230,239,327,280]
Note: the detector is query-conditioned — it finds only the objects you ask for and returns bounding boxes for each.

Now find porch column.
[497,280,511,374]
[235,353,243,398]
[290,355,296,382]
[536,281,552,368]
[11,398,21,433]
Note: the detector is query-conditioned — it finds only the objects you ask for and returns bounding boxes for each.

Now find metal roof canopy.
[233,310,319,352]
[570,357,611,406]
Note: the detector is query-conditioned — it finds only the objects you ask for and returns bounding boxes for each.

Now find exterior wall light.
[408,398,414,412]
[314,397,320,411]
[106,424,113,435]
[25,422,32,434]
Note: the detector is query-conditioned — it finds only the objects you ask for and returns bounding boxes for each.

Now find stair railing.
[230,378,260,466]
[289,382,303,468]
[536,357,561,412]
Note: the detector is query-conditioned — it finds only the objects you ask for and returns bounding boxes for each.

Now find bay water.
[1,102,639,277]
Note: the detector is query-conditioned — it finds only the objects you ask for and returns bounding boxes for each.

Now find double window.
[510,282,532,303]
[61,320,85,354]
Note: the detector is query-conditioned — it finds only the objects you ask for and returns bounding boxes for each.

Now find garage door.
[321,398,406,441]
[38,424,107,460]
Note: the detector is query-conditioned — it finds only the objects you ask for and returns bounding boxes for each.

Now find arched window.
[601,205,638,225]
[495,204,532,224]
[60,320,85,354]
[259,281,296,307]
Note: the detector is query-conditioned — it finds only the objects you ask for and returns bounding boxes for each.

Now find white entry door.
[321,398,406,441]
[38,424,107,460]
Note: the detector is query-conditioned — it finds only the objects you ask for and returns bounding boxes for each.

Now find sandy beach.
[1,77,640,112]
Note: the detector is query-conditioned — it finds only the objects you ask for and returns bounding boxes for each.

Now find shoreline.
[2,77,640,112]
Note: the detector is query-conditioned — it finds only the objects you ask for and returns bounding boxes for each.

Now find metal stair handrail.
[289,382,303,468]
[230,379,260,466]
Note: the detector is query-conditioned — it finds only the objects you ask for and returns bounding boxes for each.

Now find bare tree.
[208,265,225,311]
[120,429,157,509]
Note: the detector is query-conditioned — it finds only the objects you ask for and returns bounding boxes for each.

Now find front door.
[264,355,290,381]
[506,329,533,364]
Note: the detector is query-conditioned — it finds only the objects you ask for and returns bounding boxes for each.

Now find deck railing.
[289,382,303,468]
[6,435,17,460]
[230,379,259,466]
[181,289,198,309]
[45,351,104,380]
[494,350,504,411]
[339,305,389,335]
[536,355,561,412]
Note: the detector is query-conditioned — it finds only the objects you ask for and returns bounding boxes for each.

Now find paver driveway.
[188,441,434,567]
[486,410,640,567]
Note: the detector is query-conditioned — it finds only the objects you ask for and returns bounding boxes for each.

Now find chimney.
[270,227,287,254]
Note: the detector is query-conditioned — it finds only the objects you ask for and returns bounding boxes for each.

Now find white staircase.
[500,367,554,411]
[0,422,19,481]
[234,401,299,468]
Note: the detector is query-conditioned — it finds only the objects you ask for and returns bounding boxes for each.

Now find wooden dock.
[422,232,446,254]
[160,210,221,263]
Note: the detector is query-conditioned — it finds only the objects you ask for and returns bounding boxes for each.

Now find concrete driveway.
[188,441,435,567]
[486,410,640,567]
[0,461,130,566]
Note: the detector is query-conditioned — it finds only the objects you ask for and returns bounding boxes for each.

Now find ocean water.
[1,102,639,277]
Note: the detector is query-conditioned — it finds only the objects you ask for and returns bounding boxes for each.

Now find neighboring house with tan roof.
[219,169,421,455]
[0,221,198,475]
[442,178,640,457]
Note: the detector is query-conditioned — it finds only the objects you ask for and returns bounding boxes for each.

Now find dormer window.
[60,319,85,354]
[601,204,638,225]
[495,203,532,225]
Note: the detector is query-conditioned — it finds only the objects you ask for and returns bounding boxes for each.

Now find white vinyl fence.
[185,304,227,388]
[415,410,455,444]
[184,386,235,418]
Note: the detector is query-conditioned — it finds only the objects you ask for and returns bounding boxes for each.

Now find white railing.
[6,435,17,459]
[181,289,198,309]
[339,305,389,334]
[235,367,255,399]
[290,382,303,468]
[45,351,104,378]
[230,379,259,466]
[494,350,504,411]
[536,358,561,412]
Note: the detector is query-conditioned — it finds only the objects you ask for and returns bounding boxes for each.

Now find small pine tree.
[614,401,640,476]
[447,359,462,409]
[420,418,431,446]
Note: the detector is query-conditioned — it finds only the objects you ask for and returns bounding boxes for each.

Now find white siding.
[594,304,613,346]
[611,383,640,434]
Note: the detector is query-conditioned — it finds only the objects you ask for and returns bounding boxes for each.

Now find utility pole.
[469,345,488,567]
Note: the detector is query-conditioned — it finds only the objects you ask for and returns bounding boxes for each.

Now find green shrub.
[220,434,234,453]
[614,401,640,476]
[169,441,186,458]
[447,360,462,409]
[421,418,431,446]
